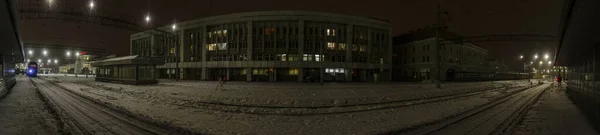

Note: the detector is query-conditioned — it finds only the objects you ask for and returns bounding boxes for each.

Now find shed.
[91,55,165,85]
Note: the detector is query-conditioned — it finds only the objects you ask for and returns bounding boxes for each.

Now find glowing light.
[66,51,71,56]
[54,59,58,64]
[38,59,41,63]
[43,50,48,56]
[548,61,552,64]
[28,50,33,55]
[89,1,95,9]
[544,54,549,59]
[47,59,51,63]
[519,55,523,59]
[534,55,538,59]
[172,24,177,30]
[145,15,150,23]
[76,52,80,56]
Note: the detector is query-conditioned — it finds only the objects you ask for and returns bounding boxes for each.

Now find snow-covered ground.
[39,75,537,134]
[514,84,597,135]
[0,76,59,134]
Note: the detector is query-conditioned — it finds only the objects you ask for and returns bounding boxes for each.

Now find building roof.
[91,55,165,66]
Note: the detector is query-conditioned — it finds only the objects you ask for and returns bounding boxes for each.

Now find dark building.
[392,27,489,81]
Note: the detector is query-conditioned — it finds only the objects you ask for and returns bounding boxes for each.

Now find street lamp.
[75,52,80,57]
[28,50,33,55]
[519,55,523,59]
[548,61,552,65]
[539,61,543,65]
[534,55,538,59]
[89,1,94,9]
[172,23,177,31]
[54,59,58,64]
[43,50,48,56]
[38,59,41,63]
[145,14,151,24]
[544,54,549,59]
[66,51,71,56]
[530,61,533,64]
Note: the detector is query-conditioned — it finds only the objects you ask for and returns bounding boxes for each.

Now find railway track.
[384,83,551,135]
[162,84,538,116]
[30,77,176,135]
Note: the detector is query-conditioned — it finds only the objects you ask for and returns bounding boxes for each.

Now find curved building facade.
[130,11,392,82]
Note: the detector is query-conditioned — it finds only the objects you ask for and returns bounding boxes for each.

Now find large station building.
[130,11,392,82]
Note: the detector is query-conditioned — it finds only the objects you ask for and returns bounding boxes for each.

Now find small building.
[392,27,489,81]
[91,55,164,85]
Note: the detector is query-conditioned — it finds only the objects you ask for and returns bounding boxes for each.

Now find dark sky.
[19,0,564,69]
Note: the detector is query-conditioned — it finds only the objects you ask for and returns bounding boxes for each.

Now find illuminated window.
[224,30,227,35]
[208,32,212,38]
[359,45,366,52]
[327,29,331,35]
[289,68,299,75]
[218,30,222,37]
[271,28,275,33]
[327,42,336,50]
[208,44,217,51]
[169,48,176,54]
[339,43,346,50]
[315,54,324,61]
[280,54,287,61]
[303,54,313,61]
[332,29,336,36]
[264,28,269,34]
[217,43,227,50]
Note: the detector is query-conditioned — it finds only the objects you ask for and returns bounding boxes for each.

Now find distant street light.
[539,61,543,65]
[145,15,151,23]
[530,61,533,64]
[54,59,58,64]
[548,61,552,65]
[89,1,95,9]
[38,59,41,63]
[43,50,48,56]
[28,50,33,55]
[76,52,80,57]
[47,59,51,63]
[519,55,523,59]
[544,54,549,59]
[534,55,538,59]
[66,51,71,56]
[172,23,177,30]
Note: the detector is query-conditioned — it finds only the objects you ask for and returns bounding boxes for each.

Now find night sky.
[19,0,563,69]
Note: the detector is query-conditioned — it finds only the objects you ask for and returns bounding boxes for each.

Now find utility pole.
[435,4,441,89]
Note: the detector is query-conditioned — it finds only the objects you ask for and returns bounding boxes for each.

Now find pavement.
[0,76,59,134]
[514,83,598,135]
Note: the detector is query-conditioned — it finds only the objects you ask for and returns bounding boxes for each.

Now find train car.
[26,62,38,77]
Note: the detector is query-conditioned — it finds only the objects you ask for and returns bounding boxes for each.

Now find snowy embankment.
[42,76,533,134]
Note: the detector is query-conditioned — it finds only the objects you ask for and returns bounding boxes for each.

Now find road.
[30,77,172,135]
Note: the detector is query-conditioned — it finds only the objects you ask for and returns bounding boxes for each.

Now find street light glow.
[544,54,549,59]
[89,1,95,9]
[534,55,538,59]
[47,59,51,63]
[66,51,71,56]
[43,50,48,56]
[519,55,523,59]
[530,61,533,64]
[548,61,552,64]
[54,59,58,64]
[38,59,41,63]
[76,52,80,56]
[145,15,150,23]
[539,61,543,65]
[28,50,32,55]
[172,24,177,30]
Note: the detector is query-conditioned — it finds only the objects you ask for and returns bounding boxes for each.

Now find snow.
[513,84,597,135]
[40,75,537,134]
[0,76,59,134]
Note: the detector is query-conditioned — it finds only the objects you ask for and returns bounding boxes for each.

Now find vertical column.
[367,28,373,81]
[346,25,353,82]
[179,30,185,80]
[201,25,208,80]
[298,20,305,82]
[246,21,253,82]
